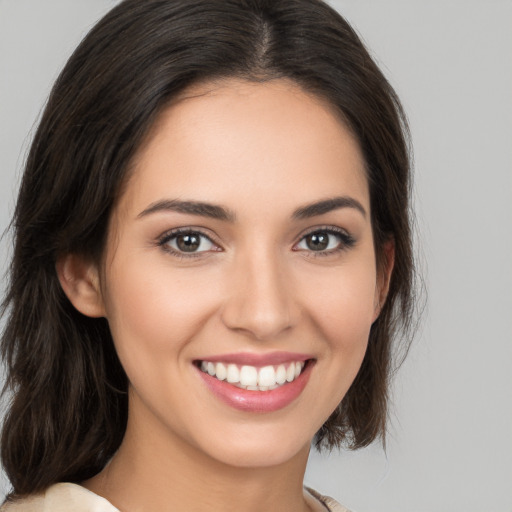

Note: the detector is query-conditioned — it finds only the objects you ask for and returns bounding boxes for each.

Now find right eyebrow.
[137,199,236,222]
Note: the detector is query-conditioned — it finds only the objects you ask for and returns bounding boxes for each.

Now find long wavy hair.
[1,0,416,498]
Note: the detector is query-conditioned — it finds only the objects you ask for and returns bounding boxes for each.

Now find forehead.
[122,78,369,218]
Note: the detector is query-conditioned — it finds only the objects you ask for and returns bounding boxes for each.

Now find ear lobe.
[373,239,395,322]
[56,254,106,318]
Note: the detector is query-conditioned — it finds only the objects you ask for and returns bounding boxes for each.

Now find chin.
[192,425,313,469]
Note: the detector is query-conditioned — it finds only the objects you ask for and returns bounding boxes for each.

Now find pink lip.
[196,358,315,413]
[195,351,311,367]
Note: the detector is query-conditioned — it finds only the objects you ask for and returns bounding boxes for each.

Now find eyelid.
[293,225,356,254]
[157,227,223,257]
[155,225,355,259]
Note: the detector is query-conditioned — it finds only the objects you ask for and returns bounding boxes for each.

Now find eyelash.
[295,226,356,257]
[157,226,356,259]
[157,227,220,260]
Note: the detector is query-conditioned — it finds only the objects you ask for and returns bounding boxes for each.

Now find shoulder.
[1,483,119,512]
[305,486,354,512]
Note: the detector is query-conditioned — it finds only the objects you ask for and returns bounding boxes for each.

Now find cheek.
[102,256,221,366]
[303,260,377,356]
[289,256,378,429]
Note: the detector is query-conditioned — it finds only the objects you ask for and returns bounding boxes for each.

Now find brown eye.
[295,228,355,254]
[161,230,217,254]
[304,232,330,251]
[176,233,201,252]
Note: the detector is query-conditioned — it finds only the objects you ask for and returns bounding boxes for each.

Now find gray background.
[1,1,511,511]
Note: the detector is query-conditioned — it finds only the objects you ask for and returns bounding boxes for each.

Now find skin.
[58,78,392,512]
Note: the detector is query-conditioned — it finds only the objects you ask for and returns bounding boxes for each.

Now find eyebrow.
[292,196,367,219]
[137,199,236,222]
[137,195,366,222]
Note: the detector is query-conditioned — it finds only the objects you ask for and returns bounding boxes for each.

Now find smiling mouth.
[196,360,312,391]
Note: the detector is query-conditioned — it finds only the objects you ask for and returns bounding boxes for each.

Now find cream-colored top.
[1,483,352,512]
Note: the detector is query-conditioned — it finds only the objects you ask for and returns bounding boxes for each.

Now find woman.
[0,0,416,510]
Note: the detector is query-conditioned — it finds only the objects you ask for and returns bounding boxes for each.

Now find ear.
[372,238,395,322]
[56,254,106,318]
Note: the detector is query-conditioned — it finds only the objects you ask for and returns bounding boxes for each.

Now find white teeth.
[258,365,276,387]
[226,364,239,383]
[276,365,286,385]
[286,364,295,382]
[199,360,308,391]
[240,366,258,386]
[215,362,227,381]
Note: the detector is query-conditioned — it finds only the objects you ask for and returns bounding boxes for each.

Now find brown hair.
[1,0,416,498]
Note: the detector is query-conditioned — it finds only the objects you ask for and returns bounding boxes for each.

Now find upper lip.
[195,351,313,366]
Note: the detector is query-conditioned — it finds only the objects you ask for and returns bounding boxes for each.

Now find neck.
[83,406,313,512]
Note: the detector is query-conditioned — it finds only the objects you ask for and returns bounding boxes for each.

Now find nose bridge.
[221,241,297,340]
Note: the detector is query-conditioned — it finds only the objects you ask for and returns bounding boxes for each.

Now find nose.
[220,248,299,341]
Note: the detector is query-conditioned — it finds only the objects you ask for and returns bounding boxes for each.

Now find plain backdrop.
[1,1,511,511]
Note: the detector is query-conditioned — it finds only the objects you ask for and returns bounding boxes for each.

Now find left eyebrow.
[292,196,367,220]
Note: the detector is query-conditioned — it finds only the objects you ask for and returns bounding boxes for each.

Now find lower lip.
[196,362,314,413]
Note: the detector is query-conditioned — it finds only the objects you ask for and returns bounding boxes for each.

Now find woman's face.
[99,79,384,468]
